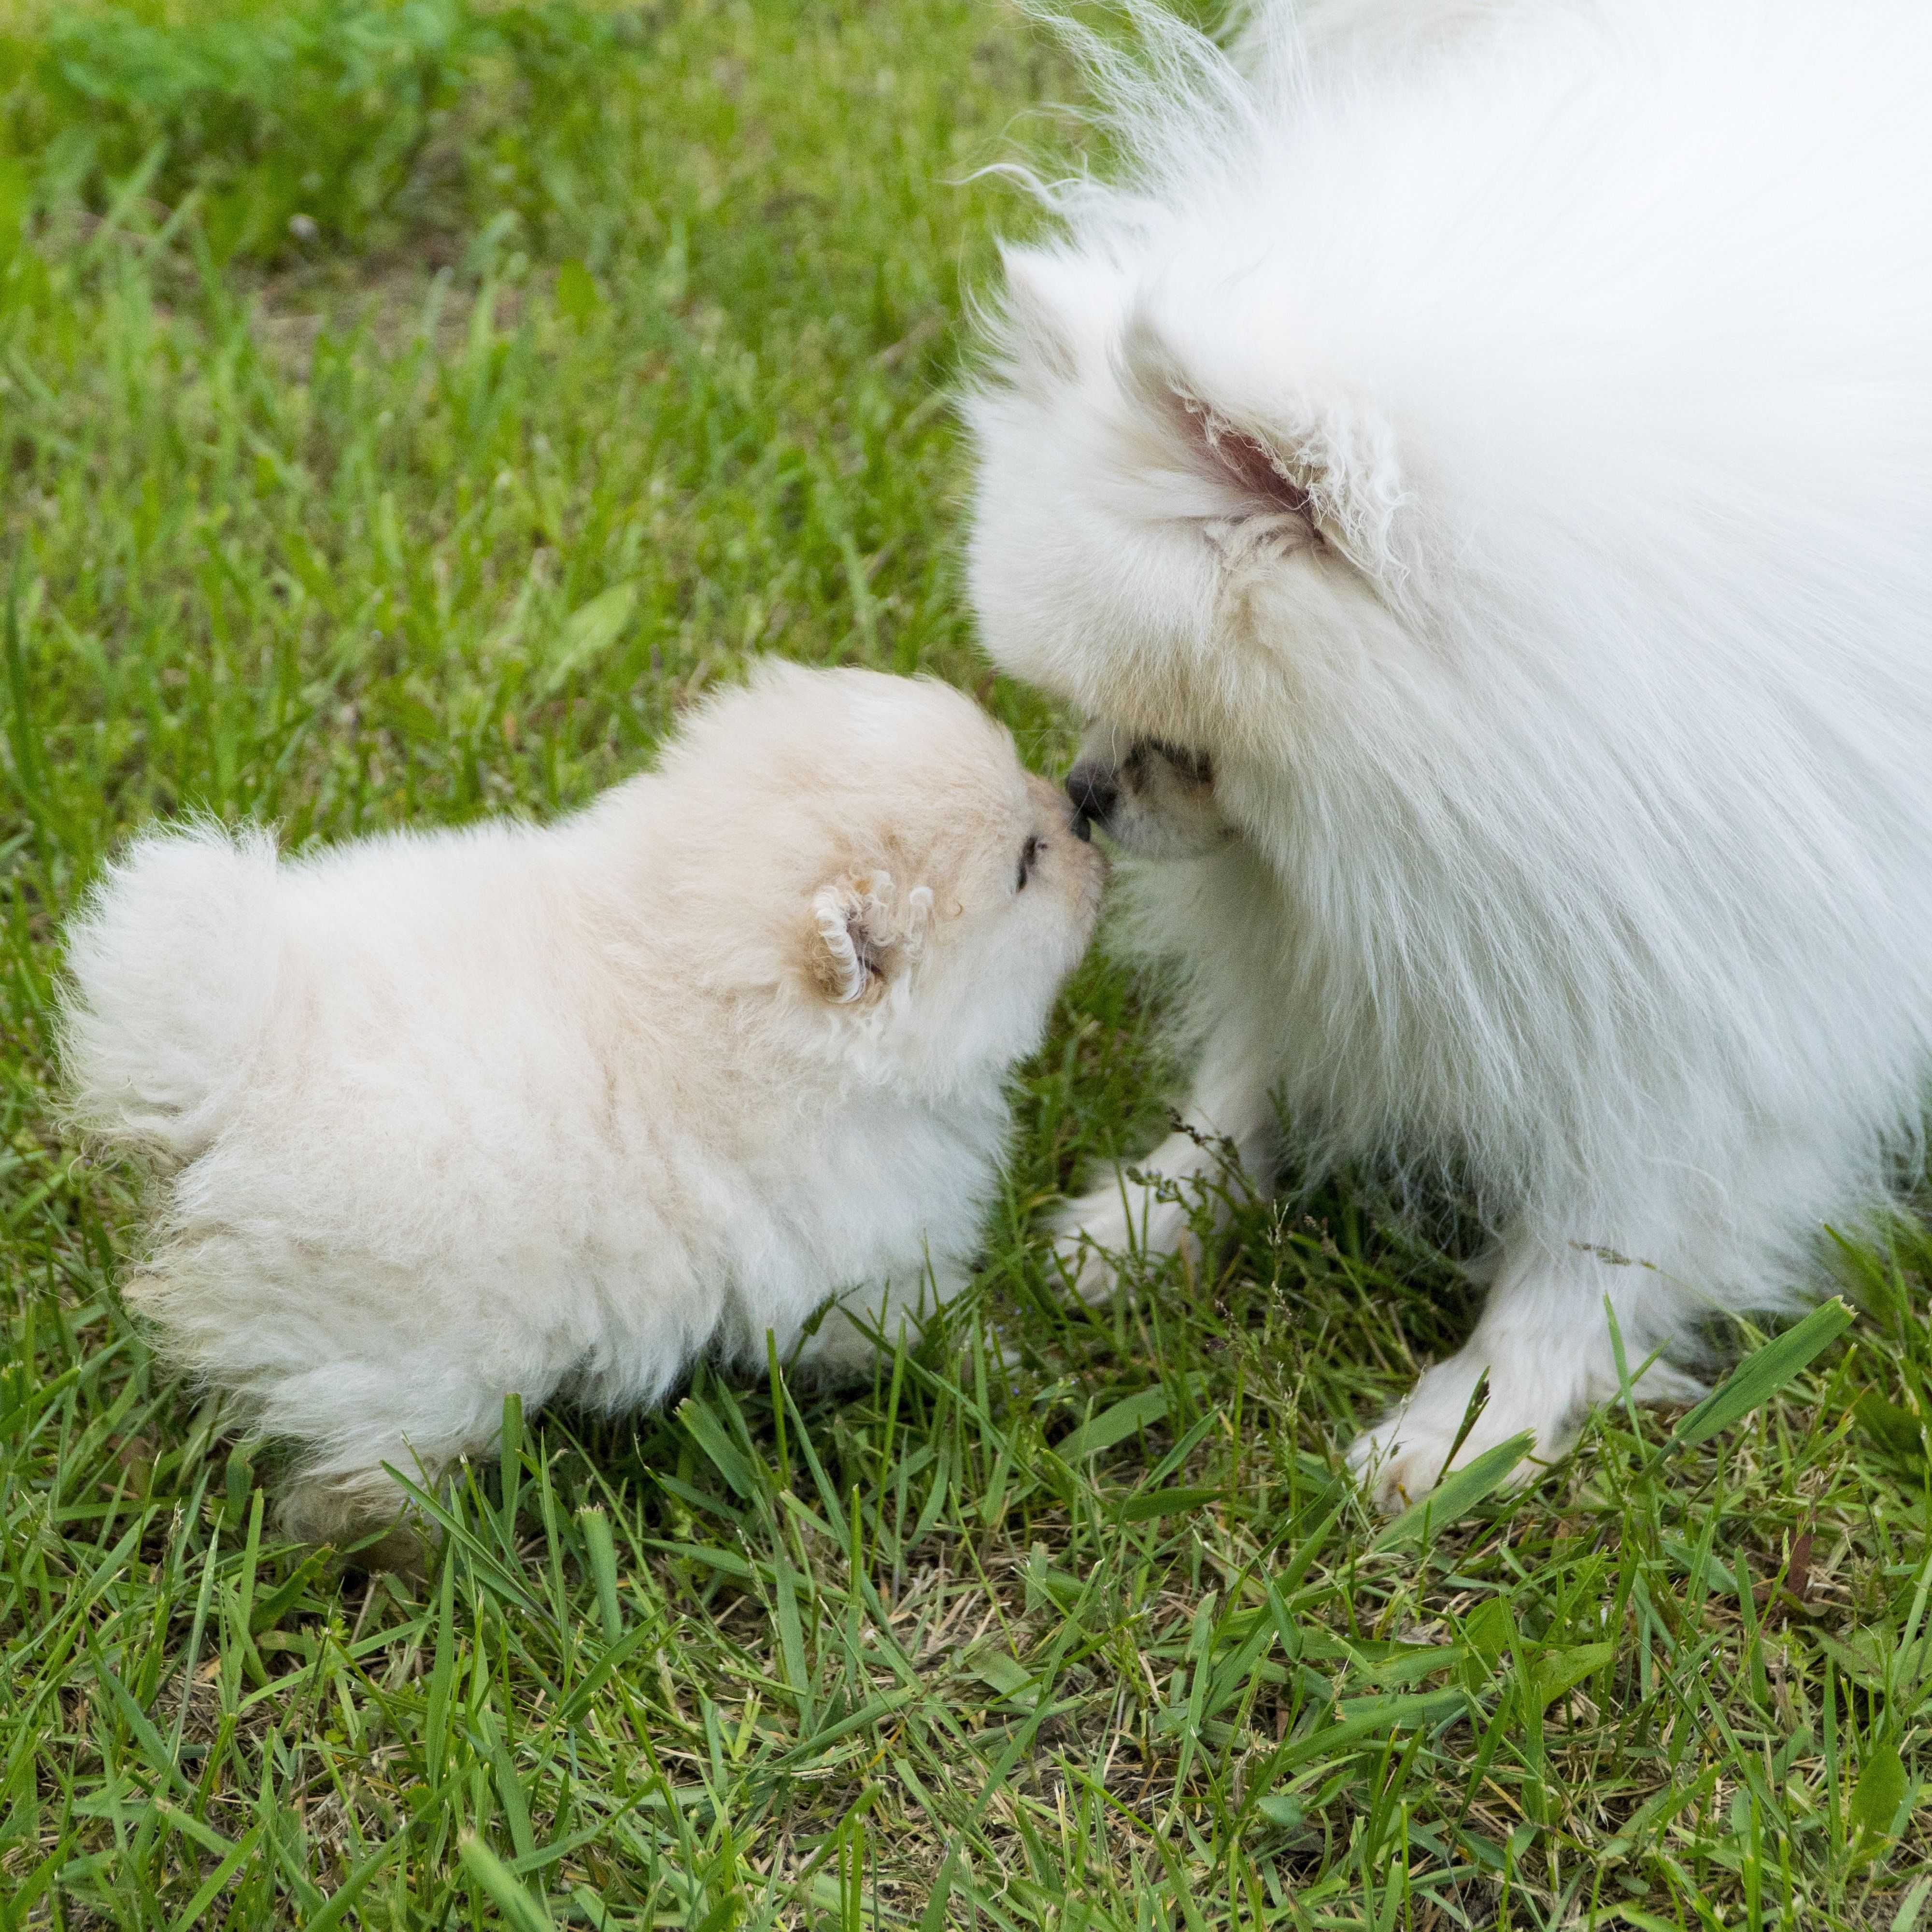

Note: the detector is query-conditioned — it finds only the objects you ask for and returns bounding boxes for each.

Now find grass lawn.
[1,0,1930,1924]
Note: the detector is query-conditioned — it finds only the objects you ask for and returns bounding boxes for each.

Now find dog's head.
[963,46,1440,865]
[661,662,1105,1085]
[966,237,1416,838]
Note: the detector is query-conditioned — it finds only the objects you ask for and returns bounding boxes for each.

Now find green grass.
[1,1,1930,1924]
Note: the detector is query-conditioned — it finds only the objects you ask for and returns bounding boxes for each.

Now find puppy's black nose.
[1065,760,1118,833]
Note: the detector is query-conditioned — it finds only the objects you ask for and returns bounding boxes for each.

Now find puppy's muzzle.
[1065,759,1117,838]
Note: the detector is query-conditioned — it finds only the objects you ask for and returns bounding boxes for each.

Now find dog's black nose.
[1065,760,1118,833]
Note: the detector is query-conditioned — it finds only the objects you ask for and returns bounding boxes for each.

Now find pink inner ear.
[1175,392,1316,522]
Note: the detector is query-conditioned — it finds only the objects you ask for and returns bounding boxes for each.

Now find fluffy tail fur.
[61,824,282,1163]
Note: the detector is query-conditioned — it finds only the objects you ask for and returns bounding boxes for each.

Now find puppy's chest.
[744,1090,1006,1244]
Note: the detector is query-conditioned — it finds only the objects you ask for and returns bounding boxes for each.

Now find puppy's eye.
[1016,835,1042,892]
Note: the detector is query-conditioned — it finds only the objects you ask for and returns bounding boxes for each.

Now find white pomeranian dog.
[966,0,1932,1503]
[61,664,1103,1538]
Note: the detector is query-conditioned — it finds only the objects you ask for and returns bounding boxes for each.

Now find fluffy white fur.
[61,664,1103,1538]
[966,0,1932,1503]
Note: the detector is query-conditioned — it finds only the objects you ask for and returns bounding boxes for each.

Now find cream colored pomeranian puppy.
[61,663,1102,1538]
[968,0,1932,1504]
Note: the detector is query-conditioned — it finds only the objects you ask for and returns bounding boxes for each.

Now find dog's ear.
[807,871,934,1006]
[994,245,1085,395]
[1120,312,1403,579]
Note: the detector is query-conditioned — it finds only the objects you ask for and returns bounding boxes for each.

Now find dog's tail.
[60,821,283,1163]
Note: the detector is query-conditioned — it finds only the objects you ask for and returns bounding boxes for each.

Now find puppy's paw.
[1049,1178,1197,1303]
[790,1309,889,1383]
[279,1470,437,1572]
[1346,1359,1569,1513]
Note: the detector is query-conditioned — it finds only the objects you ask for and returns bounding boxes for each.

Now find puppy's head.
[663,663,1104,1083]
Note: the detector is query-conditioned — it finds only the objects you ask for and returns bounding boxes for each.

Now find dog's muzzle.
[1065,759,1118,838]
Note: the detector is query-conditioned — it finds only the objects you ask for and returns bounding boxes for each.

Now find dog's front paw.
[1346,1358,1567,1512]
[1346,1409,1519,1514]
[1049,1177,1197,1303]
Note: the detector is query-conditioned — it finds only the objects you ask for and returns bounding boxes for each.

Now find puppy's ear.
[807,871,934,1006]
[1120,312,1403,579]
